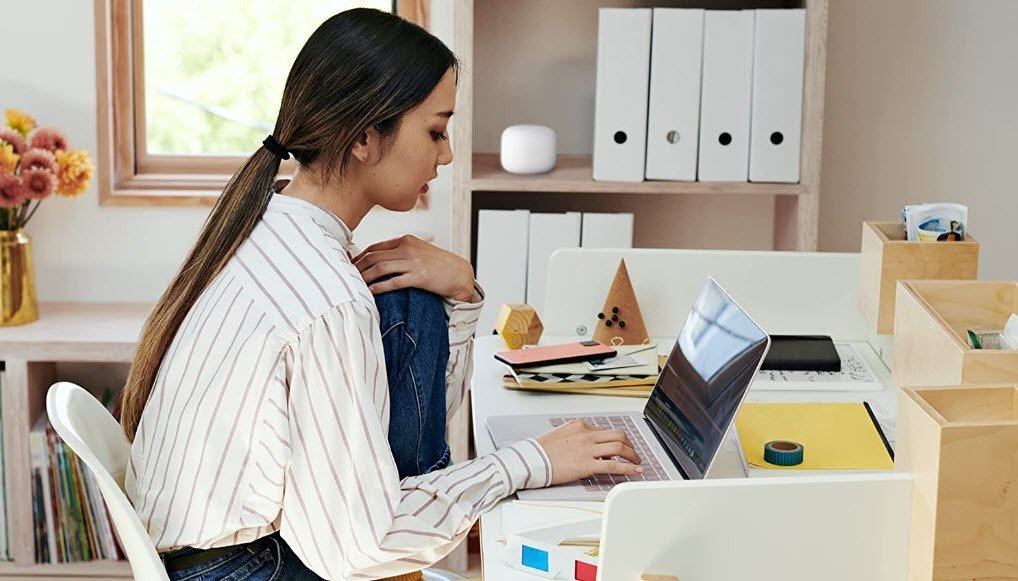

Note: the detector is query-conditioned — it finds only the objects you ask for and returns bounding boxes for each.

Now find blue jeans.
[376,286,452,479]
[164,287,451,579]
[162,533,317,580]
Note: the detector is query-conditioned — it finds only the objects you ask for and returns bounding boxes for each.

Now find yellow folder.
[735,402,893,471]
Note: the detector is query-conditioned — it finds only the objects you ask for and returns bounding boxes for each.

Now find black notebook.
[761,335,841,372]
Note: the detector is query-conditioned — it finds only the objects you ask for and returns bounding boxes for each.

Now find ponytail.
[120,148,282,441]
[120,6,459,441]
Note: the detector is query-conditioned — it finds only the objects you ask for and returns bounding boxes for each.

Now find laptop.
[486,277,770,501]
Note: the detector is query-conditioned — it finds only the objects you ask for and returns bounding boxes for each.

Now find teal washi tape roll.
[764,440,804,466]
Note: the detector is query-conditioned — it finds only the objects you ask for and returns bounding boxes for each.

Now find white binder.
[697,10,755,182]
[749,9,806,183]
[476,209,530,334]
[593,8,653,182]
[580,213,634,249]
[645,8,705,181]
[526,213,581,315]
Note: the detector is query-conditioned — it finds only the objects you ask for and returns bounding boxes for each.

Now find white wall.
[3,0,1016,304]
[820,0,1018,281]
[1,1,456,303]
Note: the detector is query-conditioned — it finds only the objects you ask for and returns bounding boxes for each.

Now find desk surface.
[470,334,898,580]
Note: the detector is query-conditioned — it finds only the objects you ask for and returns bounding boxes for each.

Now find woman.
[121,8,643,580]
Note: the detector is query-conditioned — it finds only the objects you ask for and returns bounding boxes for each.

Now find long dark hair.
[121,8,459,441]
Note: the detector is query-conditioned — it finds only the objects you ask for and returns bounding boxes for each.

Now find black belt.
[161,534,276,573]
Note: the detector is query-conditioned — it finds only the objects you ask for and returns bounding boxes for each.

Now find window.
[95,0,430,206]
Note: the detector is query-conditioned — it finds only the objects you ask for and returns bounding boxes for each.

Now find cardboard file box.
[897,385,1018,580]
[894,280,1018,386]
[860,221,979,335]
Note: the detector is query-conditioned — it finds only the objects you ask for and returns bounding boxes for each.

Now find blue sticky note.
[521,544,549,572]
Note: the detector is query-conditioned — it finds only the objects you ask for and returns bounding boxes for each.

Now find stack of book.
[31,399,123,564]
[501,344,661,398]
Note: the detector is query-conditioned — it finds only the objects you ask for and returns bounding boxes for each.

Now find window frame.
[94,0,430,207]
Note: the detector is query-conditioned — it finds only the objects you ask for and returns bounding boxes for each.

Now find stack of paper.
[501,344,660,397]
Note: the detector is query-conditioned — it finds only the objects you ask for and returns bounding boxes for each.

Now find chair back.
[46,381,169,581]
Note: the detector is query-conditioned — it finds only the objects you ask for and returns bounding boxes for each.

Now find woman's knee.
[374,287,445,327]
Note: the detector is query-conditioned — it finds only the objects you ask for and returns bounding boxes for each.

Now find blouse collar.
[266,179,355,251]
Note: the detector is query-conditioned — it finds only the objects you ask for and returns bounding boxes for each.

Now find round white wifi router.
[500,125,557,174]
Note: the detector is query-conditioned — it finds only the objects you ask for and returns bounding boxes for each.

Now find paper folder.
[697,10,755,181]
[592,8,653,182]
[749,9,806,183]
[645,8,704,181]
[735,402,894,471]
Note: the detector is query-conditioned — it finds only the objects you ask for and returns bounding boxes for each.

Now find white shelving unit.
[0,303,149,579]
[451,0,829,259]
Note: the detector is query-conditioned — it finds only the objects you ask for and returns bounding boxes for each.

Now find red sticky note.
[574,559,598,581]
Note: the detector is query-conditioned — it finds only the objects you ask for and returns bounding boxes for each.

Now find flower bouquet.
[0,108,94,325]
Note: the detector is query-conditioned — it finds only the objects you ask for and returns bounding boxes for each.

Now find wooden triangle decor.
[593,259,650,346]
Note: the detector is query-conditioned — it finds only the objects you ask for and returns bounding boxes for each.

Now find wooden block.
[897,384,1018,580]
[640,575,679,581]
[859,221,979,335]
[893,280,1018,386]
[494,304,543,349]
[593,259,650,346]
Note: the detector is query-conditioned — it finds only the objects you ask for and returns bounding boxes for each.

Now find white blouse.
[125,192,552,580]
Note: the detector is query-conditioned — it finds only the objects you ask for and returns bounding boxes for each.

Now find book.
[31,409,121,564]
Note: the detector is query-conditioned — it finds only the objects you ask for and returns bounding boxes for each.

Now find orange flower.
[0,143,20,175]
[4,109,35,138]
[55,149,93,197]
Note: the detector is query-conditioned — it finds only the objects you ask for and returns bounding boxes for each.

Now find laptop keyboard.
[550,415,667,492]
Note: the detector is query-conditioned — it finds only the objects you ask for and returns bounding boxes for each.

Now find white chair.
[46,381,169,580]
[47,382,468,581]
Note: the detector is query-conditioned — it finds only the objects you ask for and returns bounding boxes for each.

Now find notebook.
[761,335,841,372]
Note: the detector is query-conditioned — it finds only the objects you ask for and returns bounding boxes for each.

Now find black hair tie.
[262,135,291,160]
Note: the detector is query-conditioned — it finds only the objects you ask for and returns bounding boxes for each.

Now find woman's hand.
[534,420,643,485]
[352,234,476,302]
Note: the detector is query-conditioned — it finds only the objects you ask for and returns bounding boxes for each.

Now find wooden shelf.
[0,302,150,361]
[452,0,829,256]
[0,303,153,574]
[0,558,132,578]
[471,153,804,196]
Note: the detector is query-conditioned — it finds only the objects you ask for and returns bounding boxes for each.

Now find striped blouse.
[125,191,552,580]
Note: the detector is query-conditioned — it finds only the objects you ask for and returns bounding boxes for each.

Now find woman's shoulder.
[227,214,374,334]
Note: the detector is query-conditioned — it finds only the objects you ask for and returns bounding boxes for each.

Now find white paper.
[752,343,883,391]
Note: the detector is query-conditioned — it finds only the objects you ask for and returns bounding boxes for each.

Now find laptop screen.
[643,278,769,480]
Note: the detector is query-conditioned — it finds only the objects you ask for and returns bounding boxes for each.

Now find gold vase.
[0,229,39,326]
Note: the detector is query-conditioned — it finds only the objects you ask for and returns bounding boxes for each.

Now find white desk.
[471,335,897,579]
[469,248,900,579]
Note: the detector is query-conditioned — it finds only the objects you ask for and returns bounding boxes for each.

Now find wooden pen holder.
[893,280,1018,386]
[859,221,979,335]
[897,385,1018,580]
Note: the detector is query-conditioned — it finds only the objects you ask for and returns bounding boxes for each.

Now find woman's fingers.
[589,428,633,449]
[591,441,642,466]
[368,273,413,295]
[592,458,644,476]
[351,238,402,262]
[361,259,413,285]
[353,248,405,270]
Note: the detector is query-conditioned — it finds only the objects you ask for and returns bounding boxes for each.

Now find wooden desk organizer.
[859,221,979,335]
[897,385,1018,580]
[893,280,1018,386]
